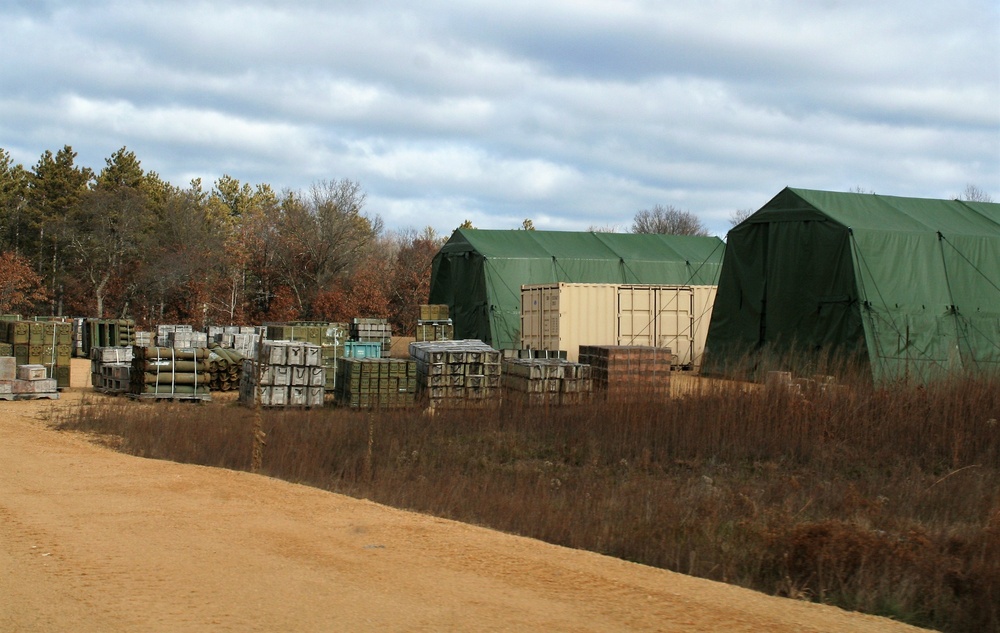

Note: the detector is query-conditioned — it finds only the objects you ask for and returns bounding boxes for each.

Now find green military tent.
[429,229,726,351]
[703,187,1000,382]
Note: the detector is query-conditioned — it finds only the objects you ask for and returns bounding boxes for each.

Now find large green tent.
[429,229,725,350]
[703,187,1000,382]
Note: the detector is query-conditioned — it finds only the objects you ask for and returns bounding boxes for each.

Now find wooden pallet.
[127,393,211,403]
[93,387,128,396]
[14,392,60,400]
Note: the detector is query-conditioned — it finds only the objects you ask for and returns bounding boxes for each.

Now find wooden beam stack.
[578,345,672,400]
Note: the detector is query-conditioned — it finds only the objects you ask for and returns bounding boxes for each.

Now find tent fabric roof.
[439,228,725,266]
[747,187,1000,236]
[431,229,726,350]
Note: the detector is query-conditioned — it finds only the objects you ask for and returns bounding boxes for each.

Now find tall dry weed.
[56,366,1000,632]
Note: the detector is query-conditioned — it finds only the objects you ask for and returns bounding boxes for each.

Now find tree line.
[0,145,444,335]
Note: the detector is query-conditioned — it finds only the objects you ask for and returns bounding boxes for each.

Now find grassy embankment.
[57,370,999,632]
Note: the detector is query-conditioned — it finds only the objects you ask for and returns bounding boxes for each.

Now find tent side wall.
[853,231,1000,381]
[942,234,1000,372]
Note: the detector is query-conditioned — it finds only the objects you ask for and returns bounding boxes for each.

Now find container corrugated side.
[521,283,717,368]
[520,283,617,362]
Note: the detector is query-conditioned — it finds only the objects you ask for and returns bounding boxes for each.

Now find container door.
[617,286,656,347]
[655,287,694,367]
[541,285,560,351]
[689,286,717,370]
[520,286,544,350]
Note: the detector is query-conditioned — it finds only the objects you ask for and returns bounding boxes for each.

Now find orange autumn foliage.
[0,251,48,314]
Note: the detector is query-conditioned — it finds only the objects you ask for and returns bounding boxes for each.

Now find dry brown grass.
[57,370,1000,632]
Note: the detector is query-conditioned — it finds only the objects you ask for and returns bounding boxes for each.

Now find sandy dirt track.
[0,363,928,632]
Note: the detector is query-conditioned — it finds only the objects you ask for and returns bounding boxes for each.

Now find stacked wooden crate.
[578,345,672,399]
[129,347,212,401]
[415,304,454,342]
[502,358,593,406]
[90,346,133,394]
[409,340,502,408]
[156,325,209,349]
[239,340,325,407]
[0,356,13,400]
[0,316,17,357]
[0,316,14,357]
[502,349,567,360]
[351,318,392,357]
[210,325,262,358]
[265,322,347,392]
[71,317,85,357]
[133,330,153,347]
[336,358,417,408]
[82,319,134,358]
[155,324,187,347]
[0,362,59,400]
[0,320,72,389]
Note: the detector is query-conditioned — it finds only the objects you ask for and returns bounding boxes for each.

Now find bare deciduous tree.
[274,179,383,314]
[961,184,994,203]
[632,204,709,236]
[729,208,754,227]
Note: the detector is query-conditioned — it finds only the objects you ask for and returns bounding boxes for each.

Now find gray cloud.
[1,0,996,237]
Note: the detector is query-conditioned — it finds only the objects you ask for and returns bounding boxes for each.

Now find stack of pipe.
[207,344,245,391]
[130,346,211,399]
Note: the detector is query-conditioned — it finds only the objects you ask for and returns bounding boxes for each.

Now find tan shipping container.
[520,283,717,369]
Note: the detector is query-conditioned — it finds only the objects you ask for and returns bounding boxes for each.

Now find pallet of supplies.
[409,339,502,409]
[90,346,133,394]
[578,345,671,400]
[129,346,211,401]
[239,340,325,408]
[502,358,592,406]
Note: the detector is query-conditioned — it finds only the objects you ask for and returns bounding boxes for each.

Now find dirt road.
[0,366,926,632]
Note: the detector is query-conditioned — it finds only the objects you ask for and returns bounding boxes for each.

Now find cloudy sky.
[2,0,997,237]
